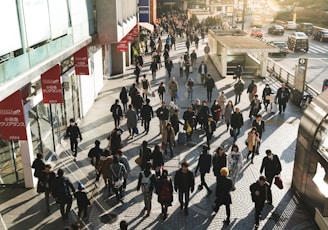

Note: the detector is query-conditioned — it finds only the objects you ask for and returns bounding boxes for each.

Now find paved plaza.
[0,35,319,230]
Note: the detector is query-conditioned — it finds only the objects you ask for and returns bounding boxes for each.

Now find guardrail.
[266,58,320,97]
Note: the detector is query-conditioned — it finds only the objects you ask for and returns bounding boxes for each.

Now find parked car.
[250,16,263,28]
[296,23,313,35]
[287,32,309,52]
[312,30,328,42]
[269,41,289,56]
[283,21,297,30]
[268,25,284,35]
[250,27,263,38]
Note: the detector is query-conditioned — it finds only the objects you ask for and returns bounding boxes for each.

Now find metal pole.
[242,0,247,30]
[49,104,56,153]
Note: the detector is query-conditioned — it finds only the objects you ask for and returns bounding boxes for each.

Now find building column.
[260,52,268,77]
[221,47,227,78]
[110,43,126,75]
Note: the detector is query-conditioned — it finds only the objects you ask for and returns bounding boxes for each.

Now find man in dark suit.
[260,149,282,187]
[195,145,212,195]
[275,83,290,114]
[203,115,216,148]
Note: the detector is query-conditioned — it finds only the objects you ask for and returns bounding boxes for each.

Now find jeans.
[235,94,241,104]
[59,196,72,219]
[206,132,213,147]
[111,184,123,201]
[70,138,78,157]
[143,192,153,212]
[200,172,210,191]
[188,88,193,101]
[255,200,265,225]
[164,141,174,157]
[77,205,88,219]
[178,190,190,209]
[233,127,240,142]
[113,117,120,128]
[144,119,150,133]
[207,90,213,102]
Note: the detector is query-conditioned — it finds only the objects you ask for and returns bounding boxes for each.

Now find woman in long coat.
[227,144,243,190]
[157,169,173,220]
[224,100,234,131]
[96,150,113,187]
[217,92,227,119]
[152,144,164,177]
[168,78,178,102]
[212,167,232,225]
[161,122,175,158]
[247,127,260,163]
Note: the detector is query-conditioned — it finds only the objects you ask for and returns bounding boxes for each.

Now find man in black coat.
[275,83,290,114]
[260,149,282,187]
[174,161,195,215]
[212,146,227,178]
[156,101,169,134]
[252,115,265,139]
[183,106,195,141]
[110,99,123,128]
[250,176,272,228]
[204,74,215,102]
[198,61,208,84]
[40,164,56,215]
[212,167,232,225]
[170,109,183,136]
[230,108,244,143]
[66,118,82,158]
[195,145,212,195]
[141,99,154,134]
[203,115,216,148]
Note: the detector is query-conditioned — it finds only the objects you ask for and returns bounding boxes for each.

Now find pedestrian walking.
[186,77,194,101]
[230,108,244,143]
[170,109,183,136]
[178,56,185,78]
[87,140,102,171]
[203,115,216,148]
[260,149,282,187]
[275,83,290,114]
[185,39,190,52]
[125,104,138,138]
[204,74,215,102]
[168,101,179,118]
[162,122,175,157]
[234,80,244,105]
[141,98,154,135]
[174,161,195,215]
[168,77,178,102]
[234,64,243,80]
[195,145,213,195]
[262,84,272,111]
[211,100,221,123]
[118,150,131,195]
[224,100,234,131]
[152,144,164,177]
[74,182,90,220]
[198,61,208,84]
[198,100,210,129]
[150,60,158,80]
[134,63,141,84]
[65,118,82,158]
[133,91,144,120]
[140,75,151,101]
[129,83,138,106]
[252,114,265,139]
[249,95,262,121]
[192,99,201,129]
[157,169,173,220]
[109,155,127,203]
[119,87,129,113]
[184,58,191,80]
[204,43,210,62]
[32,153,45,180]
[139,140,152,171]
[157,81,166,102]
[250,176,272,228]
[137,162,157,217]
[212,167,232,226]
[165,57,174,78]
[110,99,123,128]
[53,168,75,221]
[39,164,56,215]
[212,146,227,179]
[190,50,197,69]
[183,106,195,142]
[96,150,112,188]
[108,127,123,155]
[217,91,227,119]
[228,144,243,190]
[246,127,260,164]
[156,101,169,134]
[247,80,257,103]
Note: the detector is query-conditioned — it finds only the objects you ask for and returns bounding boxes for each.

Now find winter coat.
[260,155,282,179]
[156,106,169,120]
[125,108,138,129]
[195,152,212,173]
[119,90,129,104]
[231,112,244,128]
[224,105,234,124]
[97,156,113,181]
[215,176,233,205]
[141,104,154,121]
[217,95,227,115]
[174,169,195,192]
[162,126,175,145]
[152,149,164,168]
[157,176,173,205]
[168,80,178,97]
[140,147,152,170]
[247,131,260,151]
[234,82,244,95]
[212,153,227,177]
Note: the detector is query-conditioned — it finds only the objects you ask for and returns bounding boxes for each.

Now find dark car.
[269,41,289,56]
[268,25,284,35]
[312,30,328,42]
[296,23,313,35]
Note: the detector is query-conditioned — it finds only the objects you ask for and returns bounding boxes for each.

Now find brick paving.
[0,34,319,230]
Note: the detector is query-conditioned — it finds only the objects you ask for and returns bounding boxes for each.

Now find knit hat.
[77,182,84,190]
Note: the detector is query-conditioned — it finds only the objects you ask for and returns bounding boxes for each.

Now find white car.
[283,21,297,30]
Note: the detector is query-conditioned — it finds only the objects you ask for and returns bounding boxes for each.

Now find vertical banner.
[132,25,139,37]
[0,90,27,140]
[74,46,89,75]
[41,64,63,104]
[116,38,128,52]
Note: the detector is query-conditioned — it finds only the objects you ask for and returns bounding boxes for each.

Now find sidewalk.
[0,34,319,230]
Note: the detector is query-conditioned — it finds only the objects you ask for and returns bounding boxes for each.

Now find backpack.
[142,80,148,89]
[141,171,152,193]
[160,180,171,201]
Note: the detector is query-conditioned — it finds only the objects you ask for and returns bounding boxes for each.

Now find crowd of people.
[31,10,289,229]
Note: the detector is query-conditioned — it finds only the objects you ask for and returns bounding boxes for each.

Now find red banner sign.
[41,64,63,104]
[117,39,128,52]
[126,34,134,42]
[0,90,27,140]
[132,25,139,37]
[74,46,89,75]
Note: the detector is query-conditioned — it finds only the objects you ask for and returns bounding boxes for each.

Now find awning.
[139,22,154,32]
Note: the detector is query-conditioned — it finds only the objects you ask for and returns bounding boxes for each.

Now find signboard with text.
[116,38,128,52]
[74,46,89,75]
[139,7,150,22]
[132,25,139,37]
[41,64,63,104]
[0,90,27,140]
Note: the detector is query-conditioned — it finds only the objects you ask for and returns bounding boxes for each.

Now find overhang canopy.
[139,22,154,32]
[214,34,279,53]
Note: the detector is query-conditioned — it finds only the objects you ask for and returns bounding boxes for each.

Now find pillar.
[260,52,268,78]
[110,43,126,75]
[221,48,227,78]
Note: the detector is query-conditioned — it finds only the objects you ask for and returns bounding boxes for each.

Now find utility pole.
[242,0,247,30]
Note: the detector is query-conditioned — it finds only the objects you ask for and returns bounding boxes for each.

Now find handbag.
[76,137,81,143]
[111,165,124,188]
[37,180,45,193]
[135,156,142,165]
[274,176,283,189]
[186,123,192,133]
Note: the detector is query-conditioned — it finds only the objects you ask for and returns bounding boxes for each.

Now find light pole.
[242,0,247,30]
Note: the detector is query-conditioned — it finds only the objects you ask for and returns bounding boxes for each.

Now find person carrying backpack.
[53,168,75,221]
[110,155,127,202]
[74,182,90,220]
[157,169,173,220]
[137,162,157,217]
[110,99,123,128]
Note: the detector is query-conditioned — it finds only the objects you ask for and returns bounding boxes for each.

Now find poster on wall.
[117,38,128,52]
[0,90,27,140]
[41,64,63,104]
[74,46,90,75]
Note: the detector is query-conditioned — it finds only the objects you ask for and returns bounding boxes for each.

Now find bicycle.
[300,94,313,113]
